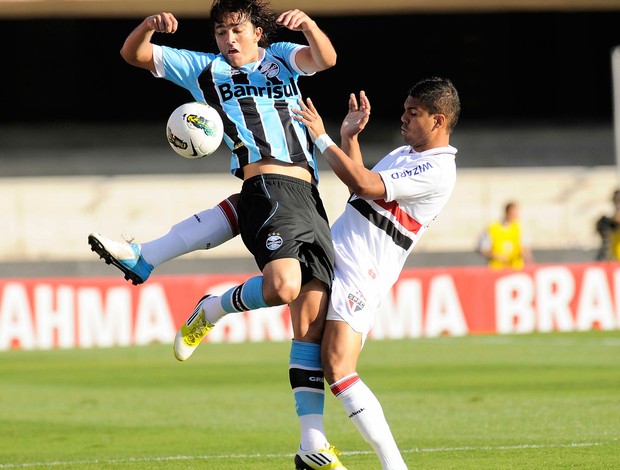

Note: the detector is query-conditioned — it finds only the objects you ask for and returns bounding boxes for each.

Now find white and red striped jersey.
[330,145,457,303]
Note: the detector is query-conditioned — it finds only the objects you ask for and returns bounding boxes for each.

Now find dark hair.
[505,201,517,214]
[408,77,461,134]
[210,0,279,48]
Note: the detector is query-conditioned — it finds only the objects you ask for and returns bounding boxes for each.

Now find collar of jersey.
[233,47,265,73]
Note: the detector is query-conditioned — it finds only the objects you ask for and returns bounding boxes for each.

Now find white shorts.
[326,248,381,343]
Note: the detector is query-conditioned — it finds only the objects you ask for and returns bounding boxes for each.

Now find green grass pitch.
[1,331,619,469]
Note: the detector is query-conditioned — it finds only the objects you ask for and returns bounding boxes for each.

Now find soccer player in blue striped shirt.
[90,1,343,468]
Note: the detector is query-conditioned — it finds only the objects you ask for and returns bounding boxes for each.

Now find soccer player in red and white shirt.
[293,77,459,469]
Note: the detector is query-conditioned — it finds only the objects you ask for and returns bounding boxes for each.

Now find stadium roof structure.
[2,0,620,19]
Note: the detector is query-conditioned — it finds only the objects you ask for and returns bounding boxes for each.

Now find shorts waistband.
[242,173,315,191]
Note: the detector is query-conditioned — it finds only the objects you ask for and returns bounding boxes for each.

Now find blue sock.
[290,341,327,450]
[289,340,325,416]
[220,275,269,313]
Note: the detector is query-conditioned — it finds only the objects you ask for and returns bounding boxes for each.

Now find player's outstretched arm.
[293,96,385,199]
[340,91,370,167]
[277,9,337,73]
[120,12,178,72]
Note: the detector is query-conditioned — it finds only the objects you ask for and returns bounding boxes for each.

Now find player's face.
[214,13,262,68]
[400,96,439,151]
[506,205,520,222]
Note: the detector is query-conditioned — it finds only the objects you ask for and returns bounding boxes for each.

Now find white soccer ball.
[166,102,224,159]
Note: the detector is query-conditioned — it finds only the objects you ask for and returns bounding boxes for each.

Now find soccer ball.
[166,102,224,159]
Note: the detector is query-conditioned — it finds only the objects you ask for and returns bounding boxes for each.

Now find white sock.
[140,199,238,267]
[202,296,228,324]
[332,374,407,470]
[298,414,328,451]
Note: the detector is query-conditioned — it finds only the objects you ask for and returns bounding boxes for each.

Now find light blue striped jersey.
[152,43,319,182]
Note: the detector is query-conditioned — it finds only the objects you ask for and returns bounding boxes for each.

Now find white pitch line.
[0,441,611,468]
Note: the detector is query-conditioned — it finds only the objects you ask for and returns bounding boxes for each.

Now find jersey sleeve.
[267,42,314,76]
[151,45,165,77]
[378,158,446,203]
[155,45,215,87]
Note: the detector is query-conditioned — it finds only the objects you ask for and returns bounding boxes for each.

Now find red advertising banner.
[1,262,619,351]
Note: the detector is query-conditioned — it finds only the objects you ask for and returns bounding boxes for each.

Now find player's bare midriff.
[243,158,313,183]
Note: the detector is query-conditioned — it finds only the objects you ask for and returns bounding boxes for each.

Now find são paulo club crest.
[347,290,366,312]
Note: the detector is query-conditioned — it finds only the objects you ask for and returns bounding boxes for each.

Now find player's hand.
[292,97,326,141]
[145,12,178,34]
[276,9,316,32]
[341,91,370,138]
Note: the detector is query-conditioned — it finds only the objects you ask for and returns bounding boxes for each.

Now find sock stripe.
[218,198,239,236]
[330,373,360,397]
[289,367,325,391]
[231,285,248,312]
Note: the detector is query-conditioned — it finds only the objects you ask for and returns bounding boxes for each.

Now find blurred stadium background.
[2,0,620,278]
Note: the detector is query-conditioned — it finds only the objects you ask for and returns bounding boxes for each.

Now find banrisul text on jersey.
[219,77,300,101]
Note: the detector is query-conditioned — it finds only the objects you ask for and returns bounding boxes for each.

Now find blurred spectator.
[477,201,533,269]
[595,189,620,261]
